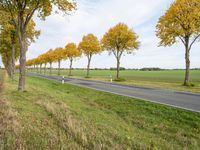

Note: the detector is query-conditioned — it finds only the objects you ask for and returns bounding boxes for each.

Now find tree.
[37,55,44,74]
[34,57,40,73]
[32,58,37,72]
[1,23,18,80]
[102,23,140,79]
[78,34,101,77]
[0,0,76,91]
[26,59,35,72]
[0,19,39,80]
[46,50,55,75]
[64,43,81,76]
[156,0,200,86]
[0,26,19,79]
[53,47,65,75]
[41,53,49,74]
[0,12,19,80]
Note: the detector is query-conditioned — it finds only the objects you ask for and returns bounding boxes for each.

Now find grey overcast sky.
[0,0,199,69]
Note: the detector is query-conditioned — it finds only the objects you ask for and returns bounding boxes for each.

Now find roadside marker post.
[62,76,65,84]
[110,75,112,83]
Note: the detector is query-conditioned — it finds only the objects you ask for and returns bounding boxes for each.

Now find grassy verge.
[29,69,200,93]
[0,70,22,149]
[1,72,200,149]
[0,70,5,92]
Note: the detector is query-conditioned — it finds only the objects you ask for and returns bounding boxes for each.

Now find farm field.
[30,69,200,93]
[0,70,200,149]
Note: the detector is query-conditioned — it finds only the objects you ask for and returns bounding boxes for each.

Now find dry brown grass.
[0,99,23,150]
[36,100,88,148]
[36,100,123,149]
[0,71,24,150]
[0,71,5,93]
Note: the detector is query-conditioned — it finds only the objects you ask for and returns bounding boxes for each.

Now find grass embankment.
[1,72,200,149]
[31,69,200,93]
[0,71,20,149]
[0,70,5,92]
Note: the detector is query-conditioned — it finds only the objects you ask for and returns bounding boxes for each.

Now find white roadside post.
[62,76,65,84]
[110,75,112,83]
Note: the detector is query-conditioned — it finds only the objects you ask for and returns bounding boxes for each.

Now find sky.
[0,0,200,69]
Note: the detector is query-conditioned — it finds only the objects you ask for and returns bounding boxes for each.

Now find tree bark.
[40,64,42,74]
[50,62,52,75]
[44,64,46,74]
[116,58,120,79]
[184,37,190,86]
[18,34,27,91]
[17,15,27,91]
[11,43,15,80]
[37,65,39,73]
[69,58,73,76]
[58,60,61,75]
[7,55,12,77]
[86,55,92,77]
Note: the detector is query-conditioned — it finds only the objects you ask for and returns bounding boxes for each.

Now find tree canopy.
[102,23,140,79]
[156,0,200,85]
[78,34,101,77]
[78,34,101,57]
[156,0,200,47]
[64,42,81,76]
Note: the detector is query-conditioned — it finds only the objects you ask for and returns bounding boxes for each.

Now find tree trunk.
[7,56,12,77]
[17,18,27,91]
[11,43,15,80]
[40,64,42,74]
[50,62,52,75]
[58,60,61,75]
[44,64,46,74]
[116,58,120,79]
[86,56,92,77]
[184,39,190,86]
[37,65,39,73]
[69,58,73,76]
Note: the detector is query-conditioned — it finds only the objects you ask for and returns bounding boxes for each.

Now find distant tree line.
[28,67,200,71]
[110,67,126,71]
[140,68,163,71]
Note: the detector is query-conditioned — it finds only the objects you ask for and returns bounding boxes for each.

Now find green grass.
[1,71,200,149]
[31,69,200,93]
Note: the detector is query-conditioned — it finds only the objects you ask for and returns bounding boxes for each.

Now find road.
[28,72,200,113]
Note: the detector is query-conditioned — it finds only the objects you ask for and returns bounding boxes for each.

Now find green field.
[1,70,200,149]
[30,69,200,93]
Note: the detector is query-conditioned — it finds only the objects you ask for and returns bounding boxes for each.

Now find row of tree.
[0,0,76,91]
[26,23,140,78]
[0,18,40,80]
[1,0,200,91]
[26,43,81,76]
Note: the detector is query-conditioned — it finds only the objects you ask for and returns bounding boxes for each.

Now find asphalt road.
[28,72,200,113]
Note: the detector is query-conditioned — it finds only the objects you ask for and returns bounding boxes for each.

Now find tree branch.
[178,36,186,45]
[24,0,40,27]
[119,51,123,59]
[189,34,200,50]
[112,49,117,58]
